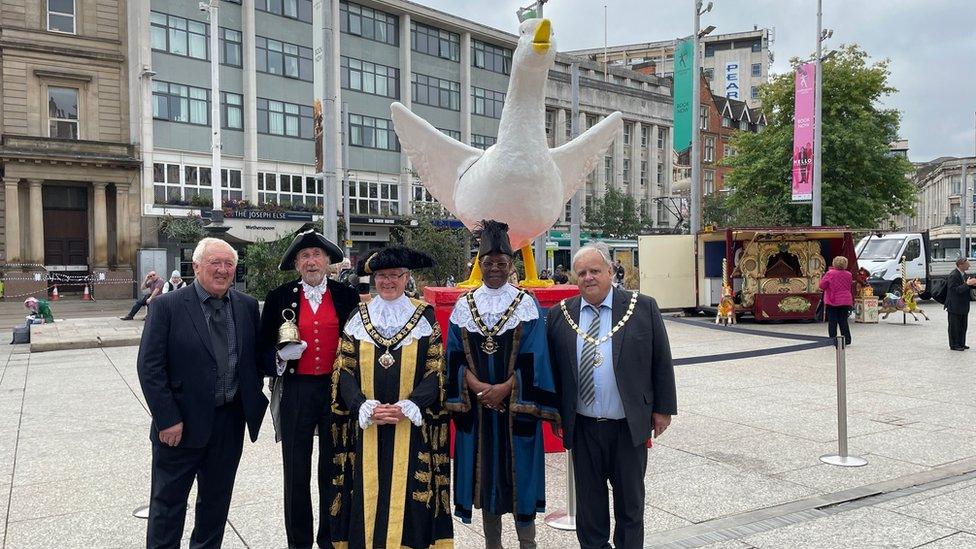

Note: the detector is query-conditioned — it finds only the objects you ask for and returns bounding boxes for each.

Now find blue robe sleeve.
[509,314,560,423]
[444,321,472,412]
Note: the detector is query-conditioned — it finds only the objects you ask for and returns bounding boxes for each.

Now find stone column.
[92,182,109,267]
[4,178,21,262]
[596,115,608,199]
[631,121,643,199]
[115,183,130,265]
[28,179,45,265]
[649,124,660,227]
[612,118,624,197]
[555,108,567,146]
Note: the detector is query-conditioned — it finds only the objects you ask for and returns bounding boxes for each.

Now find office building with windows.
[128,0,674,275]
[566,28,773,108]
[0,0,139,298]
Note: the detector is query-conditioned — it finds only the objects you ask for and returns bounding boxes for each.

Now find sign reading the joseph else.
[224,208,313,221]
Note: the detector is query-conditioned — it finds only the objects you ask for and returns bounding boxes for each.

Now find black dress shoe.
[951,347,966,351]
[965,346,971,349]
[119,316,133,321]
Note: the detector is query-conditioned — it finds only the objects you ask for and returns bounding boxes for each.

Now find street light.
[690,0,714,236]
[811,0,832,226]
[516,0,548,20]
[200,0,223,222]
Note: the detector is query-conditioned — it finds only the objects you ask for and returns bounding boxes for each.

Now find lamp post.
[690,0,713,236]
[811,0,832,226]
[201,0,222,221]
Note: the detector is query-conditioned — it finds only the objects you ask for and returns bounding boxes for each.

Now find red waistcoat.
[296,290,341,375]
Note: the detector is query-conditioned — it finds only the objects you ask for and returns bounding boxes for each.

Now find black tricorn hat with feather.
[474,219,514,257]
[356,246,435,276]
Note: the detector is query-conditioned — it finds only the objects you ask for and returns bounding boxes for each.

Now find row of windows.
[472,87,505,118]
[349,114,399,151]
[152,81,244,130]
[411,21,460,62]
[411,73,460,111]
[255,0,313,23]
[256,36,313,81]
[349,180,401,216]
[153,163,243,204]
[340,0,399,46]
[340,57,399,99]
[471,134,496,150]
[257,98,314,138]
[472,39,512,75]
[257,172,323,207]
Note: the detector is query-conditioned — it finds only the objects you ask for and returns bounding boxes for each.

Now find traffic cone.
[82,284,93,301]
[51,285,60,301]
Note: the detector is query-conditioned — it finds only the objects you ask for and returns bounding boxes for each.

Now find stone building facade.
[0,0,139,298]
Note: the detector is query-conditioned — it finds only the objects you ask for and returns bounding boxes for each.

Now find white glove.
[359,400,380,429]
[396,400,423,427]
[277,341,307,362]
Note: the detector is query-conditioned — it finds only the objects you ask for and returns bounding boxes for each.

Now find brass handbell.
[277,308,301,348]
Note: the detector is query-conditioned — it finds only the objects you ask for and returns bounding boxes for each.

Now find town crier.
[260,228,360,549]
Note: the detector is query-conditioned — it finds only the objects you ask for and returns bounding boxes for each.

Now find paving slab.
[914,532,976,548]
[848,427,976,467]
[891,484,976,532]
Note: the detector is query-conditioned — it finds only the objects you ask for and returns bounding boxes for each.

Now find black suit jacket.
[947,269,971,315]
[546,288,677,448]
[259,278,360,376]
[137,285,269,448]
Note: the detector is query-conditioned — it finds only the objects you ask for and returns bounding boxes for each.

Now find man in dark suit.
[137,237,269,548]
[259,229,359,549]
[546,242,677,549]
[946,257,976,350]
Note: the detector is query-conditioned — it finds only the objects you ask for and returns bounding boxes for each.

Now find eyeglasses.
[481,260,512,271]
[206,259,236,269]
[374,272,408,282]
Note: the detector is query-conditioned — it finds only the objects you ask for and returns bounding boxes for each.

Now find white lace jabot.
[300,279,328,313]
[343,293,432,349]
[449,283,538,336]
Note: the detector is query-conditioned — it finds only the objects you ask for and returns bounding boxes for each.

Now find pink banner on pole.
[792,62,816,202]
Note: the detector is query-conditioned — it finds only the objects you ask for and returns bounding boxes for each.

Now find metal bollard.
[544,449,577,530]
[820,336,868,467]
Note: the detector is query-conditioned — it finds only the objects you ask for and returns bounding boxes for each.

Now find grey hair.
[192,237,238,265]
[572,242,613,270]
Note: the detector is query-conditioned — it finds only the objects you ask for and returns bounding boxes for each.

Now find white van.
[856,233,926,296]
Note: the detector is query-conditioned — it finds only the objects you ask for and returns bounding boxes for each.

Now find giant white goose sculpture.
[391,17,623,287]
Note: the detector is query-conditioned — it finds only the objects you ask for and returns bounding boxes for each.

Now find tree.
[724,44,915,228]
[400,205,469,287]
[243,236,294,299]
[585,186,642,238]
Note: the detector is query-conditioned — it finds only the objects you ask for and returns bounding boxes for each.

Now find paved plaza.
[2,299,976,548]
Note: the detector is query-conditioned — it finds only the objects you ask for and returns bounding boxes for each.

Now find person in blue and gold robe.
[446,220,559,549]
[331,246,453,548]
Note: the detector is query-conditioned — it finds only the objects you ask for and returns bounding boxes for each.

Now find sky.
[418,0,976,163]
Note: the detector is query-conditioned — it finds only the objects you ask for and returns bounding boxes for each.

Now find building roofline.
[564,28,769,57]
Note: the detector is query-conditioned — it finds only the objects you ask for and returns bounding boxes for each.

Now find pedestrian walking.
[819,256,855,346]
[946,257,976,350]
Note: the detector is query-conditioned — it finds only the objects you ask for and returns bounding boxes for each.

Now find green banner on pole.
[673,38,694,153]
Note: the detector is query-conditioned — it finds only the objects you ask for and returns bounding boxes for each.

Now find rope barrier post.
[820,336,868,467]
[544,449,576,530]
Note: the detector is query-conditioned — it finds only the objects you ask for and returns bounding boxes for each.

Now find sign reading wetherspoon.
[672,38,694,153]
[792,62,816,202]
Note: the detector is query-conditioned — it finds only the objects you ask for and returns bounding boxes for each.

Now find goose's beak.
[532,19,551,54]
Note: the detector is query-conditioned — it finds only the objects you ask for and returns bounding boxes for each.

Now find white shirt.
[576,289,625,420]
[300,279,329,313]
[449,283,538,336]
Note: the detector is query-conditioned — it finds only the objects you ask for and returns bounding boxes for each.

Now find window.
[704,45,715,58]
[150,12,208,60]
[905,239,921,261]
[182,165,212,203]
[740,120,749,130]
[257,37,313,81]
[472,39,512,75]
[411,73,460,110]
[751,39,762,53]
[657,201,668,223]
[340,1,398,46]
[48,0,75,33]
[703,68,714,80]
[153,81,209,125]
[48,87,78,139]
[704,137,715,162]
[348,180,400,215]
[657,162,663,181]
[472,134,496,150]
[623,123,632,145]
[472,87,505,119]
[724,144,736,157]
[152,163,241,204]
[349,113,398,151]
[565,115,572,140]
[256,0,313,23]
[722,116,733,128]
[704,170,715,194]
[641,126,649,148]
[220,169,243,201]
[751,63,761,77]
[640,161,648,186]
[154,163,184,203]
[341,56,399,98]
[258,173,323,207]
[699,105,708,130]
[438,128,461,140]
[257,98,313,138]
[411,21,459,61]
[604,156,613,183]
[657,128,665,150]
[221,28,242,67]
[221,92,243,130]
[751,86,759,100]
[545,110,555,147]
[623,159,631,181]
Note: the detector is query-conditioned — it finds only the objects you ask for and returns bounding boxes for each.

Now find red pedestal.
[423,285,580,453]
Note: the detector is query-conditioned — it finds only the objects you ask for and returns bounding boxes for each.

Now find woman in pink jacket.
[819,256,854,345]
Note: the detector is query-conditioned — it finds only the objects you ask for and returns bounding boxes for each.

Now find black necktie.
[209,298,229,374]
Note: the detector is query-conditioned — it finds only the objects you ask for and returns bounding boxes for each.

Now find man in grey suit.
[546,242,677,549]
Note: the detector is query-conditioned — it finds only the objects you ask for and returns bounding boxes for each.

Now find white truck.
[856,232,973,300]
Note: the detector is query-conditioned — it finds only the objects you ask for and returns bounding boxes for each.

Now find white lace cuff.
[276,355,288,376]
[358,399,380,429]
[397,399,423,427]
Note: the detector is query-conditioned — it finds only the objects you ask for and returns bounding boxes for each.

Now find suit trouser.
[127,294,151,318]
[280,374,333,549]
[572,415,647,549]
[147,399,245,549]
[949,313,968,348]
[483,512,537,549]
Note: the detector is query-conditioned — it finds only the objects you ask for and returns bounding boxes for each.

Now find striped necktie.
[579,305,601,407]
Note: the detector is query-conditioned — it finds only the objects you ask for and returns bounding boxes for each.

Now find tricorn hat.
[356,246,434,276]
[279,229,344,271]
[474,219,514,257]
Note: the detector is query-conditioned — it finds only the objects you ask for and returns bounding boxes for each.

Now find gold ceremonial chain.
[358,302,426,369]
[560,292,639,347]
[465,289,526,355]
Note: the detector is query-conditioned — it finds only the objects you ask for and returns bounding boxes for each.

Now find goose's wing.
[549,111,623,204]
[391,102,483,213]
